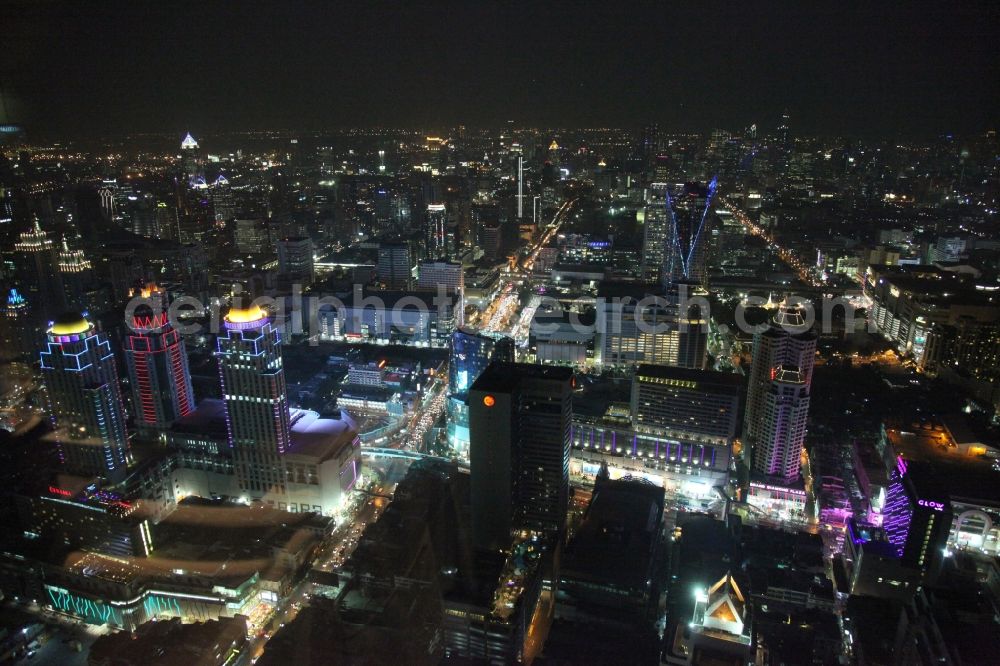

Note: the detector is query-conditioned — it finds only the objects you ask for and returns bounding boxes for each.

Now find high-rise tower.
[744,300,816,482]
[1,287,36,361]
[468,363,572,551]
[40,312,130,482]
[376,241,412,289]
[424,203,450,260]
[124,285,195,434]
[276,236,315,284]
[446,329,515,452]
[180,132,200,180]
[13,216,64,319]
[641,183,669,281]
[210,174,236,222]
[751,365,810,480]
[57,237,93,310]
[663,178,718,290]
[217,304,292,497]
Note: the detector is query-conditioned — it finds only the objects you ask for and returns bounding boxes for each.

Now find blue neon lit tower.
[40,312,130,483]
[2,287,38,361]
[662,177,718,289]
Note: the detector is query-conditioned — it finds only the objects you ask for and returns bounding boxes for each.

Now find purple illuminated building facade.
[878,457,952,580]
[217,305,292,495]
[215,304,361,513]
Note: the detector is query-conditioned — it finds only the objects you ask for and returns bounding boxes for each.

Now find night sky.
[4,1,998,139]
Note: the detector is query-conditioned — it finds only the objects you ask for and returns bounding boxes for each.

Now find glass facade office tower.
[446,329,515,452]
[468,363,572,551]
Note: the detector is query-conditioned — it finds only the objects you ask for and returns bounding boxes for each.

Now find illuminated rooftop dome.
[181,132,199,150]
[49,311,92,336]
[224,304,268,329]
[549,139,560,151]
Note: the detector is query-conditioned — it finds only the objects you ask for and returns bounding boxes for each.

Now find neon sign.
[48,486,72,497]
[917,499,944,511]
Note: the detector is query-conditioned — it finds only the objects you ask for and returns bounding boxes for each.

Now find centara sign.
[917,499,945,511]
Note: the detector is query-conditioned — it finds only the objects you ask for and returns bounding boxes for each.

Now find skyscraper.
[276,236,315,284]
[881,458,952,582]
[40,312,130,482]
[417,260,464,293]
[449,329,515,396]
[57,237,93,310]
[468,363,572,551]
[124,285,195,434]
[0,287,36,361]
[447,329,515,451]
[423,203,450,259]
[663,179,718,289]
[217,304,292,497]
[12,216,64,319]
[376,241,412,289]
[752,365,810,480]
[180,132,200,179]
[744,300,816,482]
[668,279,709,370]
[641,184,669,281]
[210,174,236,222]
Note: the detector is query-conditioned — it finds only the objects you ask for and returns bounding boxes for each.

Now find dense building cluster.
[0,117,998,665]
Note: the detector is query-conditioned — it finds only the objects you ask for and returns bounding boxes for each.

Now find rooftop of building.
[635,364,744,390]
[530,306,596,327]
[575,376,673,426]
[562,476,665,593]
[673,514,738,585]
[338,385,395,402]
[285,407,360,462]
[885,425,1000,504]
[168,399,359,463]
[148,500,326,584]
[34,474,153,521]
[753,606,840,666]
[89,616,246,666]
[469,361,572,395]
[353,286,459,306]
[596,280,660,299]
[48,311,91,336]
[870,264,995,306]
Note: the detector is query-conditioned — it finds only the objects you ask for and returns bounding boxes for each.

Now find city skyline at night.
[1,2,999,665]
